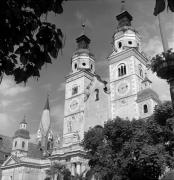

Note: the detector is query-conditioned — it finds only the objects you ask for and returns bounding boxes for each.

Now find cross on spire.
[82,23,86,35]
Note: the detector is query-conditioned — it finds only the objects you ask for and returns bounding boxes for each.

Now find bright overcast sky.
[0,0,173,138]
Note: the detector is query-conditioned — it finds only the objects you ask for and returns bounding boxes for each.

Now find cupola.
[71,24,95,74]
[12,116,30,157]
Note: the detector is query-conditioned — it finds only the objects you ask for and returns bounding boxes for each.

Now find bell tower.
[12,116,30,157]
[108,1,149,120]
[63,25,95,146]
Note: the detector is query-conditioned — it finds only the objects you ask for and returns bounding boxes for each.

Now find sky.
[0,0,174,139]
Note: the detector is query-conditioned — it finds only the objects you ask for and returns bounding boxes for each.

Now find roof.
[76,34,91,44]
[14,129,30,139]
[142,76,152,83]
[116,11,133,21]
[0,135,12,164]
[137,88,160,103]
[27,143,43,159]
[0,135,12,153]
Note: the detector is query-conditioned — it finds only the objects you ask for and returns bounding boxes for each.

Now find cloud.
[42,83,52,92]
[0,77,30,96]
[143,36,163,57]
[12,102,32,112]
[0,113,17,136]
[57,82,65,92]
[149,71,171,101]
[0,100,12,108]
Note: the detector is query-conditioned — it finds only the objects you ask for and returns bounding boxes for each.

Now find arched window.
[139,64,143,78]
[144,104,148,113]
[118,41,122,49]
[74,63,77,69]
[22,141,25,148]
[95,89,99,101]
[118,63,126,77]
[15,141,17,147]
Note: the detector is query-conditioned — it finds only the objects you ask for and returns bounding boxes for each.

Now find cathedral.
[0,5,160,180]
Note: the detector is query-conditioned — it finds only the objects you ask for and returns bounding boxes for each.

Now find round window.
[82,63,86,66]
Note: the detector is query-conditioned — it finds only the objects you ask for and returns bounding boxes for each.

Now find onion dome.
[14,129,30,139]
[136,88,161,103]
[14,116,30,139]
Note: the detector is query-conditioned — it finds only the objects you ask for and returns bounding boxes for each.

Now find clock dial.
[117,81,130,96]
[69,99,79,112]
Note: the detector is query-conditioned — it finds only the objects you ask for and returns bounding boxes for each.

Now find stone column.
[71,163,76,176]
[76,163,81,175]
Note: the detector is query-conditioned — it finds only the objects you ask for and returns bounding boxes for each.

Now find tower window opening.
[72,86,78,95]
[91,64,93,70]
[74,63,77,69]
[144,104,148,113]
[118,41,122,49]
[67,121,72,133]
[118,63,126,77]
[22,141,25,148]
[82,62,86,66]
[95,89,99,101]
[15,141,17,147]
[128,41,132,45]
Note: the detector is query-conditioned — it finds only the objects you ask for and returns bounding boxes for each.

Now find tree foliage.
[82,102,174,180]
[0,0,64,84]
[46,162,71,180]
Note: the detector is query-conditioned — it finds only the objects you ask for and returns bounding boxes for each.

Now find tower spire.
[81,22,86,36]
[44,94,50,110]
[116,0,133,28]
[121,0,125,12]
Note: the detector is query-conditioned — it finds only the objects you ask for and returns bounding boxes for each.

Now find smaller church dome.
[14,129,30,139]
[137,88,160,103]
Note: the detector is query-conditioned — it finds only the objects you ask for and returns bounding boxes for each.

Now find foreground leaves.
[82,102,174,180]
[0,0,64,83]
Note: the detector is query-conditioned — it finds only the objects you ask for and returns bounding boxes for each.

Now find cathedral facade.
[0,8,160,180]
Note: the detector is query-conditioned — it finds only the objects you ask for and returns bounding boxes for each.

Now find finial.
[81,22,86,35]
[121,0,125,12]
[21,115,27,124]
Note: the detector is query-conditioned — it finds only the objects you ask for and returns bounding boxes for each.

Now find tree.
[46,162,71,180]
[0,0,64,84]
[154,0,174,16]
[82,102,174,180]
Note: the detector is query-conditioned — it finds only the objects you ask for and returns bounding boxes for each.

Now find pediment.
[1,155,21,167]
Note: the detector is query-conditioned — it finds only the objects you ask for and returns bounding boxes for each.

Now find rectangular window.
[72,86,78,95]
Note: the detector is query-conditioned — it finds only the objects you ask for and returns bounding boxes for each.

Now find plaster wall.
[84,77,110,131]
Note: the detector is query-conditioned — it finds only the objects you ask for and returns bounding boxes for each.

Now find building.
[0,5,160,180]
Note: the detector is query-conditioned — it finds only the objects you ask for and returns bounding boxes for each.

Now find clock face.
[69,99,79,112]
[116,81,130,96]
